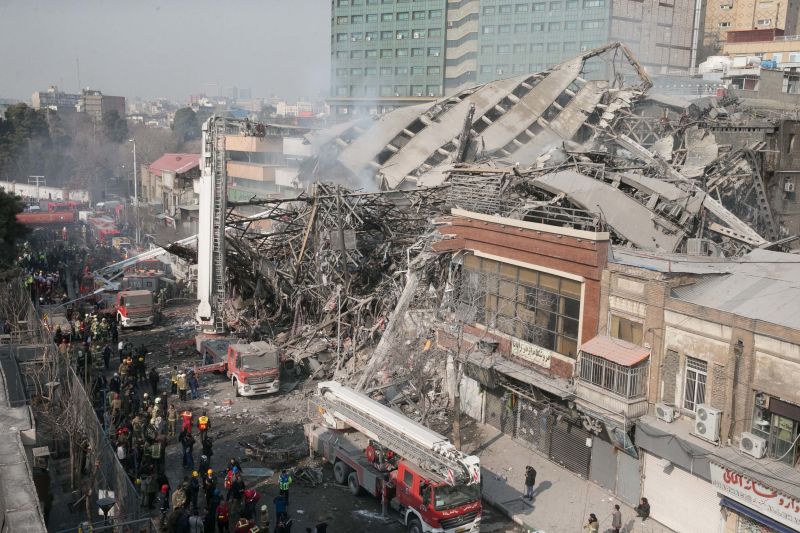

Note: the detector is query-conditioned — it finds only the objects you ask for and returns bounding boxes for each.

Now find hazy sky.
[0,0,331,102]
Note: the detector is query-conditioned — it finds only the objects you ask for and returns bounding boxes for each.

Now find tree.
[102,110,129,143]
[0,190,29,266]
[172,107,200,142]
[0,103,50,179]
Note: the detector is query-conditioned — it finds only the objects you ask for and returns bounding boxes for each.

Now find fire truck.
[194,340,281,397]
[306,381,481,533]
[115,289,155,328]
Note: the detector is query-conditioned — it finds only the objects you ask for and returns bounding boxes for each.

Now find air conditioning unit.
[655,403,676,423]
[694,404,722,443]
[739,432,767,458]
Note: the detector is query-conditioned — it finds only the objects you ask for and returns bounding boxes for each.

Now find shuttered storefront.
[485,387,515,436]
[642,451,723,533]
[590,437,617,490]
[549,417,592,478]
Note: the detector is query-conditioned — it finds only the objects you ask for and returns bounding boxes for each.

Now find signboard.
[510,337,552,369]
[710,462,800,530]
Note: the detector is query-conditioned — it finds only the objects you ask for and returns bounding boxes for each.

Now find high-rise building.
[31,86,81,112]
[330,0,698,116]
[77,89,126,122]
[701,0,800,58]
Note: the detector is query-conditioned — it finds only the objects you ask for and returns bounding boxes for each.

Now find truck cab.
[227,341,280,396]
[115,289,155,328]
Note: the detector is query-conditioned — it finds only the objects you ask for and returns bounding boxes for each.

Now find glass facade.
[460,255,581,358]
[474,0,611,83]
[330,0,446,99]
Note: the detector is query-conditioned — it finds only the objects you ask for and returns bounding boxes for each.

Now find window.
[720,2,733,8]
[579,353,649,398]
[351,14,364,23]
[516,3,530,11]
[428,28,441,37]
[395,66,409,75]
[480,65,494,74]
[403,470,413,486]
[396,47,409,57]
[336,85,349,96]
[351,32,363,41]
[351,68,364,76]
[483,6,496,14]
[719,21,731,28]
[338,0,349,5]
[550,1,562,9]
[381,12,394,21]
[514,43,527,53]
[412,84,424,95]
[565,20,577,29]
[337,16,349,24]
[366,49,378,57]
[533,2,546,9]
[411,66,424,75]
[397,30,409,39]
[499,24,511,33]
[499,4,513,13]
[567,0,579,8]
[382,0,393,3]
[427,65,440,74]
[752,396,800,465]
[365,66,378,75]
[412,28,424,38]
[532,23,545,31]
[381,30,393,39]
[459,255,582,358]
[683,357,707,412]
[481,45,494,54]
[337,33,348,42]
[365,85,378,96]
[366,13,378,22]
[427,47,441,56]
[513,64,528,73]
[483,25,496,34]
[367,0,378,4]
[429,9,442,17]
[583,0,604,6]
[609,315,643,345]
[563,41,576,51]
[336,68,348,76]
[530,42,544,51]
[411,47,424,56]
[380,85,393,96]
[582,19,604,29]
[547,42,559,51]
[412,10,425,19]
[394,85,409,96]
[548,22,561,31]
[351,50,364,58]
[366,31,378,40]
[380,66,392,75]
[426,85,440,96]
[498,44,511,54]
[757,18,772,25]
[398,11,410,20]
[336,50,348,59]
[380,49,393,57]
[515,23,528,33]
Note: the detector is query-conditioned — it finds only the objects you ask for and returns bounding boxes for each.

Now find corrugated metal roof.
[670,249,800,330]
[148,153,200,176]
[580,335,650,366]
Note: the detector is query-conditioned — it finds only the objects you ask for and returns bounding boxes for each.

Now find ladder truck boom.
[317,381,480,486]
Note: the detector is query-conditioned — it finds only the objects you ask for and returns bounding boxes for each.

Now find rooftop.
[580,335,650,366]
[148,153,200,177]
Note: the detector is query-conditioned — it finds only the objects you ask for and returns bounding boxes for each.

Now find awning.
[580,335,650,366]
[720,497,797,533]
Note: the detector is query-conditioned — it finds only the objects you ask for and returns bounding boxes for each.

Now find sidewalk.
[469,425,675,533]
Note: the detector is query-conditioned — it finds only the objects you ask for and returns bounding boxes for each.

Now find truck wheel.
[232,378,240,397]
[347,471,362,496]
[407,517,423,533]
[333,461,351,485]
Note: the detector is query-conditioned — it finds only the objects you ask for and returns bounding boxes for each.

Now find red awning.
[580,335,650,367]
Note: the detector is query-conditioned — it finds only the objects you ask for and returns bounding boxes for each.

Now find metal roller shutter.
[516,397,550,453]
[549,417,591,478]
[590,437,617,491]
[642,451,723,533]
[485,388,515,436]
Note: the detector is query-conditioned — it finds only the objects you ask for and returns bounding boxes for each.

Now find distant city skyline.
[0,0,330,102]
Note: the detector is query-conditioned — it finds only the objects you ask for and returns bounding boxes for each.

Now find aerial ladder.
[196,116,265,334]
[307,381,481,533]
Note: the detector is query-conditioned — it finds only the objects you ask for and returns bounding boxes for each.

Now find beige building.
[703,0,800,57]
[77,89,126,122]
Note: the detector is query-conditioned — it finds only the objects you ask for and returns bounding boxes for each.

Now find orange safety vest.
[198,416,208,430]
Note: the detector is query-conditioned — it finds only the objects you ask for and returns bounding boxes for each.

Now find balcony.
[575,336,650,422]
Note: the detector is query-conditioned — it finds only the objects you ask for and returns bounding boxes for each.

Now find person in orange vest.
[197,411,210,441]
[180,409,193,433]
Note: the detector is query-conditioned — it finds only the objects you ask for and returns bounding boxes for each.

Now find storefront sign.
[710,462,800,529]
[511,338,552,369]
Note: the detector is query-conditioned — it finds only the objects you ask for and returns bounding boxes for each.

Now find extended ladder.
[210,118,228,334]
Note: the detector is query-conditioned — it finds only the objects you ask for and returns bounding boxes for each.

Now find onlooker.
[635,497,650,520]
[583,513,599,532]
[612,504,622,533]
[524,465,536,500]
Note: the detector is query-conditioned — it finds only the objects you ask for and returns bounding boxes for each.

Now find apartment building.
[702,0,800,57]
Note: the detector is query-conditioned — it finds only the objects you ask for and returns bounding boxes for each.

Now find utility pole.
[28,176,46,202]
[128,139,140,245]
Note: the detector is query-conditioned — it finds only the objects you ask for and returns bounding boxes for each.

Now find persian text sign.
[510,338,552,369]
[710,462,800,529]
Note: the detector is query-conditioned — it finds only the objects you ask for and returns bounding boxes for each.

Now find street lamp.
[128,138,140,246]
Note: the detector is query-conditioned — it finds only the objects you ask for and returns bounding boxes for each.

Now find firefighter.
[167,404,178,438]
[180,409,193,433]
[197,410,210,441]
[278,470,293,504]
[177,371,188,401]
[170,365,178,395]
